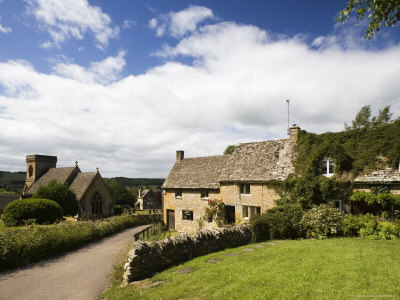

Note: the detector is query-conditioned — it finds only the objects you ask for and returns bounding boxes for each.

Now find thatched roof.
[220,139,297,182]
[69,172,97,200]
[162,138,297,189]
[354,167,400,183]
[26,167,79,195]
[162,155,230,189]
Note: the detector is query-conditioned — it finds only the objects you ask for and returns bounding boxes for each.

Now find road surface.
[0,224,150,300]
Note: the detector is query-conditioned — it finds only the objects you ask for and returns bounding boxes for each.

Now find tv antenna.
[286,99,290,135]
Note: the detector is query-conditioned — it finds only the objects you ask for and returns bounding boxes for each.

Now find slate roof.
[162,138,297,189]
[354,167,400,183]
[162,155,230,189]
[26,167,79,195]
[69,172,97,200]
[140,189,154,199]
[220,139,297,182]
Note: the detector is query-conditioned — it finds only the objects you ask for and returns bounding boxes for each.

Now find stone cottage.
[162,126,299,233]
[22,154,113,217]
[136,188,159,210]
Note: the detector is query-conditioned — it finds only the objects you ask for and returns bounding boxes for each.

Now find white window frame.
[182,210,193,221]
[201,189,209,199]
[175,189,182,198]
[321,160,334,177]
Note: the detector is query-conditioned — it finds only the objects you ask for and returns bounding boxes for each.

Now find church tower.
[23,154,57,194]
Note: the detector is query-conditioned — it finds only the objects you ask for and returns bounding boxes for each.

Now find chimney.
[176,150,184,162]
[289,124,300,142]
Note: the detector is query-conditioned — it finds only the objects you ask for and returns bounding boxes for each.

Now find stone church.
[22,154,113,217]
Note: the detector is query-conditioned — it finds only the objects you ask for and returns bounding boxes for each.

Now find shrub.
[2,198,63,226]
[250,214,269,242]
[300,203,345,239]
[342,214,377,237]
[114,205,123,216]
[33,180,80,216]
[264,204,304,239]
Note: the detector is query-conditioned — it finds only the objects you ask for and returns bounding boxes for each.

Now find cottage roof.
[354,167,400,183]
[140,189,154,199]
[162,155,230,189]
[69,172,97,200]
[219,139,297,182]
[26,167,79,195]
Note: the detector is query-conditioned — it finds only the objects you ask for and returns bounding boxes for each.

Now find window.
[240,183,251,194]
[332,200,341,210]
[28,165,33,178]
[175,189,182,198]
[201,190,209,199]
[320,160,334,176]
[242,205,261,219]
[182,210,193,221]
[91,192,102,215]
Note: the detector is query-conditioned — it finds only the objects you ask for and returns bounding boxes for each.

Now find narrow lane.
[0,224,150,300]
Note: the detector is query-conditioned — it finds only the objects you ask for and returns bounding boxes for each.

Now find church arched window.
[91,192,102,215]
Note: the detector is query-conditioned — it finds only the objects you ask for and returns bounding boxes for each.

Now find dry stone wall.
[123,225,251,283]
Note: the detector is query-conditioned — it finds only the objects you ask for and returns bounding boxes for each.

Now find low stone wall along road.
[0,224,151,300]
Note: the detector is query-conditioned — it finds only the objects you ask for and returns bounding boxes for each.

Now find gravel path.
[0,224,151,300]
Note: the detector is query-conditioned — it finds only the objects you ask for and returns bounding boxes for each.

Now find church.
[22,154,113,217]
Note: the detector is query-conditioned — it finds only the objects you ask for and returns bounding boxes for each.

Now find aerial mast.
[286,99,290,135]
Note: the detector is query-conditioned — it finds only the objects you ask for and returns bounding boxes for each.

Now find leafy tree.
[336,0,400,38]
[345,105,393,131]
[33,180,80,216]
[104,178,136,206]
[224,145,236,155]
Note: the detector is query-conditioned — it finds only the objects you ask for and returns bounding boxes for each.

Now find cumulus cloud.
[149,5,214,38]
[1,10,400,177]
[24,0,119,48]
[53,51,126,85]
[0,23,11,34]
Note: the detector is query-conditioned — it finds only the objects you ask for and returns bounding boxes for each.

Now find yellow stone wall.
[163,183,280,233]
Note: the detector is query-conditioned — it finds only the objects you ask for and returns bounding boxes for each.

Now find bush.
[264,204,304,239]
[114,205,123,216]
[2,198,63,226]
[342,214,377,237]
[300,204,345,239]
[250,214,269,242]
[33,180,80,216]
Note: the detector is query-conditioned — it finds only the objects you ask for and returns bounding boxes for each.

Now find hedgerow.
[0,214,161,271]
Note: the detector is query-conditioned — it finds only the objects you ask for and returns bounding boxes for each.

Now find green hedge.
[2,198,63,226]
[0,214,161,271]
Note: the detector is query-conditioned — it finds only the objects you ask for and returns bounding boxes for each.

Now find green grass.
[103,238,400,299]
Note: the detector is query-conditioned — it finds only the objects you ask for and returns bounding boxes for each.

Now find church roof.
[162,138,297,189]
[69,172,98,200]
[354,167,400,183]
[26,167,79,195]
[162,155,230,189]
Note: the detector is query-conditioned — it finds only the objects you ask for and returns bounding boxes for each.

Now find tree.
[336,0,400,39]
[224,145,236,155]
[345,105,393,131]
[33,180,80,216]
[104,178,136,206]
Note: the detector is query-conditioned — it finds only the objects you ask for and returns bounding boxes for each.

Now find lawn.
[103,238,400,299]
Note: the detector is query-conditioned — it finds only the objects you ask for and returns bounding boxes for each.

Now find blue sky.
[0,0,400,177]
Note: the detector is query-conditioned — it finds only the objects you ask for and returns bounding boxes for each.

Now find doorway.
[225,205,235,224]
[167,209,175,230]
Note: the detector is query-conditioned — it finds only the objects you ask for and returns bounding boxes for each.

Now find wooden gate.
[167,209,175,230]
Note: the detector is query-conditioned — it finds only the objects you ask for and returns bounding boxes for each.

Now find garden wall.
[123,225,251,283]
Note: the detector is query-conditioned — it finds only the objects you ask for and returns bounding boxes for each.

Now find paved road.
[0,224,151,300]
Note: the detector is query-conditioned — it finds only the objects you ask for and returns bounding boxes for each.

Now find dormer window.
[201,190,209,199]
[321,160,334,177]
[175,189,182,198]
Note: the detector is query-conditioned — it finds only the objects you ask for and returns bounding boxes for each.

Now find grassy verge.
[103,238,400,299]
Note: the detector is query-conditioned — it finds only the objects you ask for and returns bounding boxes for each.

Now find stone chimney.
[176,150,184,162]
[289,125,300,142]
[138,187,142,199]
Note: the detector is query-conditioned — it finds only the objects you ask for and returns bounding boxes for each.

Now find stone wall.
[123,225,251,283]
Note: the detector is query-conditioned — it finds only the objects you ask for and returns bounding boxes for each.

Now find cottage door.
[167,209,175,230]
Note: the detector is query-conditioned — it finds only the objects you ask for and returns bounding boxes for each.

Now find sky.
[0,0,400,177]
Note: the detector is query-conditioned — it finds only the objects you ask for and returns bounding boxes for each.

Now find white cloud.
[122,19,136,29]
[149,5,214,38]
[0,23,11,34]
[0,18,400,177]
[24,0,119,48]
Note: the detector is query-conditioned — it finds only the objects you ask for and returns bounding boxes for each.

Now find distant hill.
[108,177,165,188]
[0,171,25,193]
